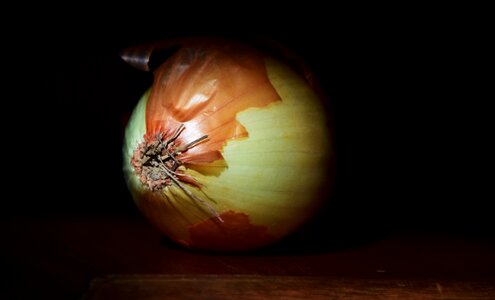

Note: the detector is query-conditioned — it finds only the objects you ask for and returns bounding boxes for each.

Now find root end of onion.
[131,124,221,221]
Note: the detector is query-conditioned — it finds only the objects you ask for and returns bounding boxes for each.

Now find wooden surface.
[2,214,495,299]
[86,275,495,300]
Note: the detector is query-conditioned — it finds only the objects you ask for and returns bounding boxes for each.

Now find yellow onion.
[122,38,333,251]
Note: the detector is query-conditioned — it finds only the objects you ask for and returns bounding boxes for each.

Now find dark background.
[1,8,492,299]
[2,8,490,238]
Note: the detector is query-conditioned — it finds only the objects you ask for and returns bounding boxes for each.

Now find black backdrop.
[3,9,490,238]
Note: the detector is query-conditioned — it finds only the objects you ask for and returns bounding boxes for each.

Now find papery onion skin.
[123,39,333,252]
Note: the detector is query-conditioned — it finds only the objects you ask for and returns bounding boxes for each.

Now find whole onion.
[122,38,333,251]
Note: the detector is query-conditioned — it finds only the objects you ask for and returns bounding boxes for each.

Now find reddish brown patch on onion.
[188,210,276,251]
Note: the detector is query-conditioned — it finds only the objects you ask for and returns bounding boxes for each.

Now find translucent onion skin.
[123,39,333,252]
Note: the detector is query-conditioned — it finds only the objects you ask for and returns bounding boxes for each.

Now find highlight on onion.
[122,38,333,252]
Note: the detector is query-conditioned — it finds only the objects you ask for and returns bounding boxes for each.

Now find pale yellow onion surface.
[123,57,332,251]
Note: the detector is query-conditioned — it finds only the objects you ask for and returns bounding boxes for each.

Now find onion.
[122,38,333,251]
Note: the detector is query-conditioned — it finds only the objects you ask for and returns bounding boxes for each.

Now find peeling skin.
[129,42,283,225]
[144,41,281,166]
[188,211,276,251]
